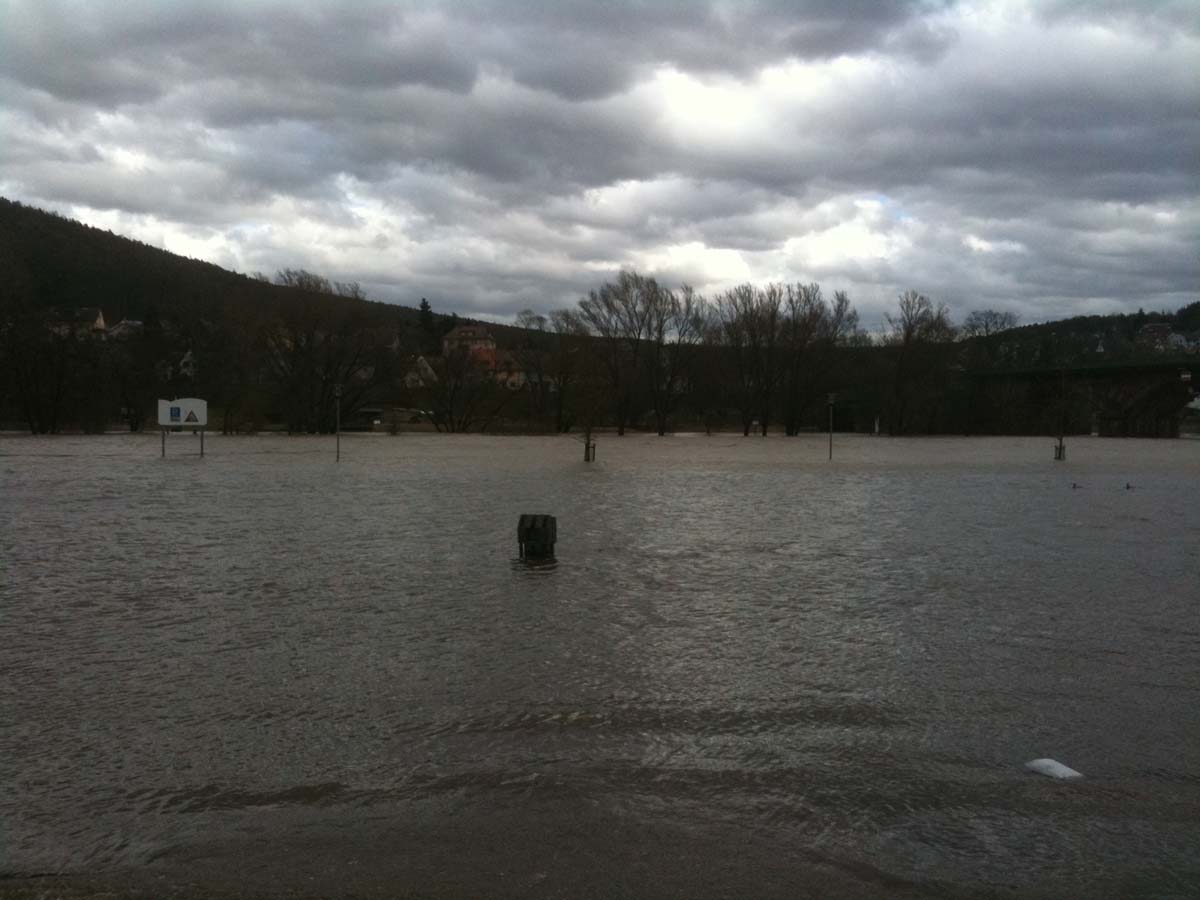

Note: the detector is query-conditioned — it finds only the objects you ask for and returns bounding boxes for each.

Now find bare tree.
[885,290,954,346]
[779,284,864,434]
[883,290,957,434]
[275,268,333,294]
[713,284,782,435]
[962,309,1020,338]
[780,283,827,435]
[425,347,509,433]
[548,309,586,433]
[825,290,861,343]
[262,273,390,433]
[752,284,783,435]
[576,270,656,435]
[714,285,759,436]
[645,284,709,435]
[961,308,1021,376]
[513,309,553,418]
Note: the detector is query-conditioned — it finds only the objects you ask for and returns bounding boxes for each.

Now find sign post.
[157,398,208,458]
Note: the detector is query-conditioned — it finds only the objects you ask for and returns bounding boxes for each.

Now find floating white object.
[1025,758,1082,779]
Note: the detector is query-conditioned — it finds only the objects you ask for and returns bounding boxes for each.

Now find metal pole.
[335,384,342,462]
[1056,368,1066,461]
[827,393,835,461]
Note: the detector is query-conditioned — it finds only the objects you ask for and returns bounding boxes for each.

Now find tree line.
[0,261,976,436]
[430,273,1031,437]
[3,198,1195,436]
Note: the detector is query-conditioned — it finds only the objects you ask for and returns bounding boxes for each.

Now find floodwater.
[1,433,1198,899]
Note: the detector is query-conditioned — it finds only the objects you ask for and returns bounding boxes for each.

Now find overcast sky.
[1,0,1196,328]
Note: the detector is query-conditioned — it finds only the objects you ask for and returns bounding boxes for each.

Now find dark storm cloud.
[467,0,953,100]
[0,2,478,107]
[0,0,939,109]
[0,0,1195,324]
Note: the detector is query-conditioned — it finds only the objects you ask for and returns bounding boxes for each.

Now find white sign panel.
[158,398,208,427]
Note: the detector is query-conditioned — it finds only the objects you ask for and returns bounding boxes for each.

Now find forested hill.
[995,302,1200,368]
[0,198,460,435]
[2,197,248,323]
[4,195,1194,359]
[2,197,1195,437]
[0,197,431,329]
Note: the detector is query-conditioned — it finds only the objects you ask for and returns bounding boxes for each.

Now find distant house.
[50,307,106,338]
[1136,323,1172,351]
[442,324,497,367]
[1136,322,1198,354]
[494,350,527,390]
[403,355,438,389]
[433,324,547,391]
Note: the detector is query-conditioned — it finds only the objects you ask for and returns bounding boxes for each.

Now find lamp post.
[827,392,836,461]
[334,384,342,462]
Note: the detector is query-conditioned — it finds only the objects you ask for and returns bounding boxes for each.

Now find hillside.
[0,198,467,434]
[4,195,1194,360]
[992,303,1200,369]
[1,198,1194,437]
[0,197,434,329]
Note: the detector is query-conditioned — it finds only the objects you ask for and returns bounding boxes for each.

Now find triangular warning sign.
[184,410,199,423]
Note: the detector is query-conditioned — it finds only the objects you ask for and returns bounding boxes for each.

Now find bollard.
[518,514,557,559]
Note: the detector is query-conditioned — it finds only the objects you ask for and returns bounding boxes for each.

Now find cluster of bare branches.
[507,274,1026,436]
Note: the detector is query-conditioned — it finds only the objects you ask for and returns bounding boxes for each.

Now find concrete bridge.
[967,360,1199,437]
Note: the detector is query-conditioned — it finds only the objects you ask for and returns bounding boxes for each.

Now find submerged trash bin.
[518,514,557,559]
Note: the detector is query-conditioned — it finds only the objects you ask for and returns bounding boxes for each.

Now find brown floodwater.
[1,433,1198,898]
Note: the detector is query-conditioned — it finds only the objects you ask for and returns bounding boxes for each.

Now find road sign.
[158,398,207,427]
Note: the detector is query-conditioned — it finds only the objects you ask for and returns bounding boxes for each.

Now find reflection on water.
[1,433,1198,898]
[512,556,559,574]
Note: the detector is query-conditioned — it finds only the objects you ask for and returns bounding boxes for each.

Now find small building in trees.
[50,307,106,338]
[442,324,497,367]
[1136,323,1199,355]
[495,350,527,390]
[403,355,438,389]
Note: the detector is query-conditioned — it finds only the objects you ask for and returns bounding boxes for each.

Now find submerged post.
[518,514,557,559]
